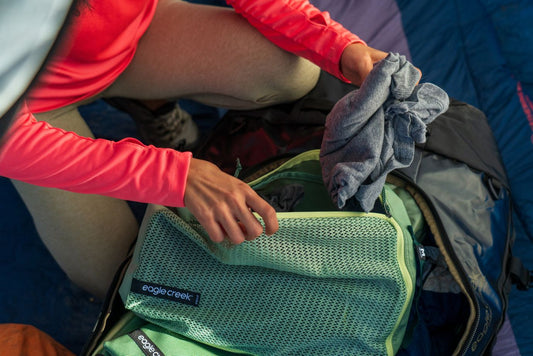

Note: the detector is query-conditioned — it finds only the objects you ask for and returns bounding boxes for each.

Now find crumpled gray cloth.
[260,184,305,212]
[320,53,449,211]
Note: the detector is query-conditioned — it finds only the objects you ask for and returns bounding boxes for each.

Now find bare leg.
[104,0,320,109]
[10,104,139,299]
[10,0,319,299]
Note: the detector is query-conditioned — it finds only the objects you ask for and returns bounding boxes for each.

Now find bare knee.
[184,58,320,110]
[252,58,321,107]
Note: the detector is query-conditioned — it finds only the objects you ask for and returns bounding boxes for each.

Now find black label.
[128,329,166,356]
[131,278,200,307]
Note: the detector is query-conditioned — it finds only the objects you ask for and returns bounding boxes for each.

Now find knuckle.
[250,223,263,237]
[223,193,242,209]
[230,234,245,245]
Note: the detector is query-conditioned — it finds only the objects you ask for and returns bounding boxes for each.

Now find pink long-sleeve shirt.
[0,0,362,207]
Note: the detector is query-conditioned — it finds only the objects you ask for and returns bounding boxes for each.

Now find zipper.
[390,170,480,356]
[379,186,392,217]
[491,178,515,348]
[249,171,323,191]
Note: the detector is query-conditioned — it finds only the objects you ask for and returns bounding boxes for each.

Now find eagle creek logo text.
[137,335,161,356]
[142,284,194,302]
[131,279,200,307]
[128,329,165,356]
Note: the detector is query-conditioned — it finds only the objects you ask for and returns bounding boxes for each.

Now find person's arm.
[0,110,190,206]
[0,110,278,243]
[225,0,388,86]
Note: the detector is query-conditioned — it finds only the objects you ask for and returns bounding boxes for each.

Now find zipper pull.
[416,245,427,261]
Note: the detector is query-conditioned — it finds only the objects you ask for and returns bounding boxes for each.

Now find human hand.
[184,158,279,244]
[339,43,389,86]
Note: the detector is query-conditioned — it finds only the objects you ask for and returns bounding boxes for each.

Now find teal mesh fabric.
[120,151,416,356]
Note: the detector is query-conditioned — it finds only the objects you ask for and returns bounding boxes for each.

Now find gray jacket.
[0,0,73,138]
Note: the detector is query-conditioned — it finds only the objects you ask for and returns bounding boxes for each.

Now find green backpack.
[92,150,419,356]
[84,76,532,355]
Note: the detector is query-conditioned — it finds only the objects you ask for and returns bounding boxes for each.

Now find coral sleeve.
[0,109,191,207]
[226,0,365,81]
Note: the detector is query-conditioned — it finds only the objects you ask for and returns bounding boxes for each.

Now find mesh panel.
[124,209,412,356]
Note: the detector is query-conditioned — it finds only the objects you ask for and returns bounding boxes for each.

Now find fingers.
[246,193,279,236]
[216,188,278,244]
[187,191,264,245]
[340,43,388,86]
[414,67,423,85]
[183,158,279,245]
[341,43,423,88]
[200,194,276,245]
[368,46,389,64]
[218,200,261,244]
[196,215,227,244]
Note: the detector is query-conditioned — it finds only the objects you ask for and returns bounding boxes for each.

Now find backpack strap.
[510,256,532,291]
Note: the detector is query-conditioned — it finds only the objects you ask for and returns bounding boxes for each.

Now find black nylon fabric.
[417,100,509,188]
[395,150,513,355]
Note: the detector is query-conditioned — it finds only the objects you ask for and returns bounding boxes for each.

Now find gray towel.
[320,53,449,211]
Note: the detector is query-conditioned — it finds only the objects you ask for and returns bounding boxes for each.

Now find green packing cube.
[118,150,418,356]
[100,316,238,356]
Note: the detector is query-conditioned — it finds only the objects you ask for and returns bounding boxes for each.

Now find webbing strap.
[510,256,532,291]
